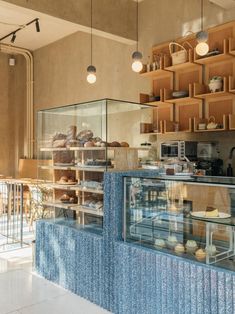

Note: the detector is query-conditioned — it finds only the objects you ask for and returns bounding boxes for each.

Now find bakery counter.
[36,170,235,314]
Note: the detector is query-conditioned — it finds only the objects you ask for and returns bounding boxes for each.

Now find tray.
[191,211,231,219]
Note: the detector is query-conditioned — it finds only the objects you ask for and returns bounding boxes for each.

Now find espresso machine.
[195,142,223,176]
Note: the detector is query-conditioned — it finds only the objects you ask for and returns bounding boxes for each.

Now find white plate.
[191,211,231,219]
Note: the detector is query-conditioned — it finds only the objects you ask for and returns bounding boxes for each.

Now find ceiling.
[0,0,135,51]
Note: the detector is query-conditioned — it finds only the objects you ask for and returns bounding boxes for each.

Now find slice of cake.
[205,206,219,218]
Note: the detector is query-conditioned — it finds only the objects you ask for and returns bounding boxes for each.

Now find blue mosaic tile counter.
[36,170,235,314]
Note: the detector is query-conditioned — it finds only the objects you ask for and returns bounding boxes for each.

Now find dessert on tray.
[204,206,219,218]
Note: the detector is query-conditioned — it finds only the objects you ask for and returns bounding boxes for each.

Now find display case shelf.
[45,183,104,194]
[123,176,235,270]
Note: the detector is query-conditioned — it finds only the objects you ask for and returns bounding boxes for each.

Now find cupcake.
[154,239,165,248]
[167,235,177,249]
[174,243,185,254]
[195,248,206,260]
[186,240,198,253]
[205,245,217,256]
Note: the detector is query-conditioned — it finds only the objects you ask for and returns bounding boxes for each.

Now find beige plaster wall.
[0,53,26,176]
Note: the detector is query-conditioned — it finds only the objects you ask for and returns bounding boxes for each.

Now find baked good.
[84,159,112,167]
[77,130,93,141]
[67,125,77,141]
[195,248,206,260]
[59,176,68,183]
[109,141,121,147]
[174,243,185,254]
[154,239,165,248]
[167,235,177,249]
[68,176,76,183]
[60,194,70,202]
[205,245,217,255]
[52,132,67,141]
[120,142,129,147]
[53,139,67,148]
[100,141,108,147]
[186,240,197,253]
[84,141,95,147]
[205,206,219,218]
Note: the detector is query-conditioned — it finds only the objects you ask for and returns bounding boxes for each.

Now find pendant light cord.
[91,0,93,65]
[201,0,204,31]
[136,0,139,51]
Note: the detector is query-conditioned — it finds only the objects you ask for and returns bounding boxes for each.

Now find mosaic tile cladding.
[36,171,235,314]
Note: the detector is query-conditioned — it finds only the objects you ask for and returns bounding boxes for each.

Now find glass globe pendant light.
[87,0,96,84]
[132,0,143,73]
[196,0,209,56]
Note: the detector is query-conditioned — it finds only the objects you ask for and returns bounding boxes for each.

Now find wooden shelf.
[164,85,199,104]
[163,119,193,134]
[229,114,235,130]
[140,69,172,78]
[40,146,150,152]
[45,183,104,194]
[39,165,107,172]
[165,61,201,73]
[229,38,235,56]
[194,77,232,100]
[43,202,79,210]
[79,206,103,216]
[194,39,234,64]
[193,116,227,132]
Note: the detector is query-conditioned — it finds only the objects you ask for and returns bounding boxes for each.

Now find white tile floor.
[0,248,110,314]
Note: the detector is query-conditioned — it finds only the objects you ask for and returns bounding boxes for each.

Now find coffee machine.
[195,142,223,176]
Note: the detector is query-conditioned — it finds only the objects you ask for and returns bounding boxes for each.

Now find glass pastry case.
[123,175,235,270]
[37,99,152,231]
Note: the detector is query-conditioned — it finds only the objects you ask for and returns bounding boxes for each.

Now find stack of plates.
[172,90,189,98]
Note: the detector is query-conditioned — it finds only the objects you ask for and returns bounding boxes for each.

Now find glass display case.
[124,175,235,270]
[37,99,152,231]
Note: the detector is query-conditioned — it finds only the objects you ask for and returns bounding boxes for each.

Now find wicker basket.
[169,42,192,65]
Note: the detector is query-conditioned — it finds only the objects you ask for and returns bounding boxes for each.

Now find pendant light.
[132,0,143,72]
[196,0,209,56]
[87,0,96,84]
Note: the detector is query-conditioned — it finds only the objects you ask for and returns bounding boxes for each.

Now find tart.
[205,245,217,255]
[186,240,198,253]
[205,206,219,218]
[195,248,206,260]
[154,239,166,248]
[167,235,177,249]
[174,243,185,254]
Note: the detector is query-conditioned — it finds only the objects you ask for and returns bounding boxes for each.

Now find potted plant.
[208,76,223,93]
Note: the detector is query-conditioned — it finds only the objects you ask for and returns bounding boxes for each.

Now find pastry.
[77,130,93,141]
[53,139,67,148]
[60,194,70,202]
[100,141,108,147]
[120,142,129,147]
[52,132,67,141]
[167,235,177,249]
[68,176,76,183]
[154,239,165,248]
[174,243,185,254]
[195,248,206,260]
[205,206,219,218]
[84,141,95,147]
[59,176,68,183]
[205,245,217,255]
[109,141,121,147]
[67,125,77,141]
[186,240,198,253]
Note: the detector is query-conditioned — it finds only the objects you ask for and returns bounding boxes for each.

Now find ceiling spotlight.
[35,18,40,32]
[131,0,143,73]
[196,0,209,56]
[11,32,16,43]
[87,65,96,84]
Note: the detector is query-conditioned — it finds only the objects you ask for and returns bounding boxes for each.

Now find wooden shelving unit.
[193,115,227,132]
[139,21,235,135]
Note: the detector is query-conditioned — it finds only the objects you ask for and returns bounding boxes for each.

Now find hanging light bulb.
[86,0,97,84]
[132,51,143,72]
[196,0,209,56]
[131,0,143,73]
[87,65,96,84]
